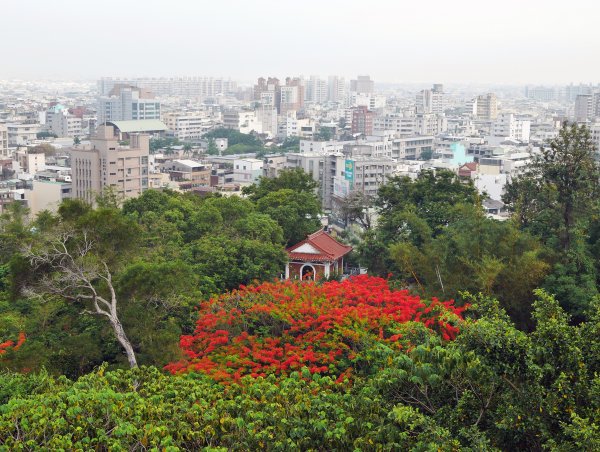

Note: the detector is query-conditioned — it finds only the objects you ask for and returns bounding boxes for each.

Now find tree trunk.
[109,316,138,368]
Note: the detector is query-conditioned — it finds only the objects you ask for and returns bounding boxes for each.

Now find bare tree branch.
[22,228,138,368]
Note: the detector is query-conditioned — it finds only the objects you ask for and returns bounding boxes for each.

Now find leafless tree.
[23,229,138,368]
[339,191,374,230]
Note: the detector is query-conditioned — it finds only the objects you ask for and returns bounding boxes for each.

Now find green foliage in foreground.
[1,291,599,450]
[0,189,289,376]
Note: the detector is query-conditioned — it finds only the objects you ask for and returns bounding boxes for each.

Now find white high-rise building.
[46,105,82,138]
[374,113,416,136]
[491,113,531,143]
[416,84,446,115]
[350,76,374,94]
[98,77,237,98]
[222,110,259,134]
[574,94,594,121]
[474,93,498,120]
[260,91,276,107]
[97,86,161,125]
[256,106,278,137]
[328,76,346,103]
[0,124,8,157]
[306,76,328,104]
[415,113,448,136]
[348,93,386,110]
[279,85,302,115]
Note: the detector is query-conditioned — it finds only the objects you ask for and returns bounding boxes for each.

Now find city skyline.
[2,0,599,85]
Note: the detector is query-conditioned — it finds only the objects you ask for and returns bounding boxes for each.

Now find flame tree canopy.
[166,275,466,383]
[0,332,25,356]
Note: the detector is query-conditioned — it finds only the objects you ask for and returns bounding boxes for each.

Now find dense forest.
[0,123,599,449]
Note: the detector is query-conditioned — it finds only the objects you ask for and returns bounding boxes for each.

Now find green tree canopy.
[203,128,263,147]
[377,169,481,236]
[503,123,600,319]
[503,122,600,252]
[242,167,320,202]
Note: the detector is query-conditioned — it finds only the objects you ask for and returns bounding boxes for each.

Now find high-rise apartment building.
[254,77,280,102]
[492,113,531,142]
[97,85,161,125]
[574,94,593,121]
[253,77,305,114]
[328,76,346,103]
[260,91,276,107]
[350,76,374,94]
[46,105,82,138]
[98,77,237,98]
[351,106,374,136]
[593,93,600,119]
[0,124,8,158]
[70,125,149,203]
[416,84,446,115]
[415,113,448,136]
[475,93,498,120]
[255,106,278,137]
[525,86,557,102]
[279,78,305,115]
[564,83,596,102]
[306,76,328,104]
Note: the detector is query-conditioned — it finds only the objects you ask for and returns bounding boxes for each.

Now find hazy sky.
[2,0,598,85]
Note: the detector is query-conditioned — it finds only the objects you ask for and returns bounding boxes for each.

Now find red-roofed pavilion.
[285,229,353,280]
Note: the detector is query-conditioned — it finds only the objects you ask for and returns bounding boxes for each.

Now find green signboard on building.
[344,159,355,187]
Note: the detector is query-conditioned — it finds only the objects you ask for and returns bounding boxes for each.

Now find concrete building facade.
[350,76,374,94]
[162,113,213,141]
[0,124,8,157]
[97,86,161,124]
[574,94,593,121]
[17,150,45,175]
[7,123,40,147]
[492,113,531,143]
[328,76,346,103]
[391,136,435,160]
[374,114,416,137]
[416,84,446,115]
[46,105,82,138]
[351,106,374,135]
[306,76,328,104]
[475,93,498,120]
[233,158,263,183]
[70,125,149,203]
[28,180,72,215]
[98,77,236,98]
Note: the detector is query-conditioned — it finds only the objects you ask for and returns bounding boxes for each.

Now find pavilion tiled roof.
[286,229,353,262]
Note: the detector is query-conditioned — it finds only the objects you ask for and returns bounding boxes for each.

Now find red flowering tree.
[0,332,26,356]
[166,275,467,383]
